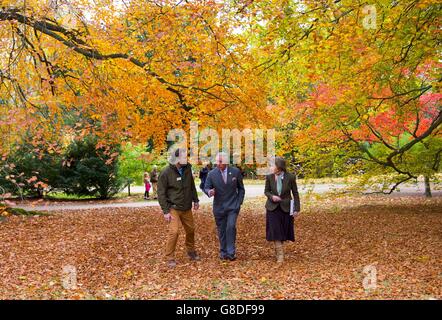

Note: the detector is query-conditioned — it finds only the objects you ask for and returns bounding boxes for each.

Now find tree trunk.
[424,175,432,198]
[128,183,131,197]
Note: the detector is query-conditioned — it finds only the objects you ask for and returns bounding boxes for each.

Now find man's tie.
[276,174,282,195]
[222,170,227,183]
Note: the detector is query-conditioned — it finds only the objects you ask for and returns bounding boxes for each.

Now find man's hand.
[208,188,216,197]
[193,202,200,210]
[163,213,172,223]
[271,195,282,202]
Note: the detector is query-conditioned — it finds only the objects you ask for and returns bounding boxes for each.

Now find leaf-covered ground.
[0,194,441,300]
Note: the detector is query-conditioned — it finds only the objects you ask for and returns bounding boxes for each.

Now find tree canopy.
[1,0,440,193]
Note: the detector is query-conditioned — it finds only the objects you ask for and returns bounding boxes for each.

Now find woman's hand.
[271,195,282,202]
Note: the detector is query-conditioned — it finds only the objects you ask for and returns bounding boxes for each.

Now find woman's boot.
[275,241,284,263]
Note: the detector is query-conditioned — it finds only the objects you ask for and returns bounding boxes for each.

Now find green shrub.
[0,141,62,198]
[59,136,124,199]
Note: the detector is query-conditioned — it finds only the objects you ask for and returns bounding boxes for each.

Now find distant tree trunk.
[424,175,432,198]
[128,183,131,196]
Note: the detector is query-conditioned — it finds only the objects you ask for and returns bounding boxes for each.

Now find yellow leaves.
[0,206,11,217]
[415,255,431,263]
[124,270,135,279]
[0,0,274,157]
[90,114,101,121]
[1,0,439,167]
[416,0,439,8]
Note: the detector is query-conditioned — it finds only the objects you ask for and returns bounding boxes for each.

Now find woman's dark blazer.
[264,172,301,213]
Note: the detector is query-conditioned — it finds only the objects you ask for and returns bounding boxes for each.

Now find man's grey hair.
[216,152,229,165]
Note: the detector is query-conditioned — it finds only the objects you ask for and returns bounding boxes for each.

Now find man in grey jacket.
[204,152,245,261]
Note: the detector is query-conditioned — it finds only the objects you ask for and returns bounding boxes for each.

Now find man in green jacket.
[157,148,200,268]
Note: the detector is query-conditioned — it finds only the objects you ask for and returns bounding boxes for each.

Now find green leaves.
[60,136,123,199]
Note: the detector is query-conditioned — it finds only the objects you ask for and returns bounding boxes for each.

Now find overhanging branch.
[0,8,234,111]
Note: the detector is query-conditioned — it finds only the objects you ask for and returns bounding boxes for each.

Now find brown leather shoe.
[187,251,201,261]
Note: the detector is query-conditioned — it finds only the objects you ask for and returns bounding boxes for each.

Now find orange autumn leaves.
[0,0,270,156]
[0,195,441,299]
[0,0,440,180]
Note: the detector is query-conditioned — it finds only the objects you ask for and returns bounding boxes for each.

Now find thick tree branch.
[0,8,233,111]
[386,110,442,164]
[362,175,415,195]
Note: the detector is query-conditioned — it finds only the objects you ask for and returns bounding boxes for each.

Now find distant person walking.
[204,152,245,261]
[264,157,300,263]
[157,148,201,268]
[143,172,151,200]
[150,165,159,199]
[199,163,212,191]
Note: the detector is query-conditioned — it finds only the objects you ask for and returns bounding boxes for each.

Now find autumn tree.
[0,0,270,155]
[247,0,441,195]
[1,0,440,198]
[0,0,272,196]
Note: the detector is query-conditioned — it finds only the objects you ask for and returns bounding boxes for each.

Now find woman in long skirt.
[264,157,301,263]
